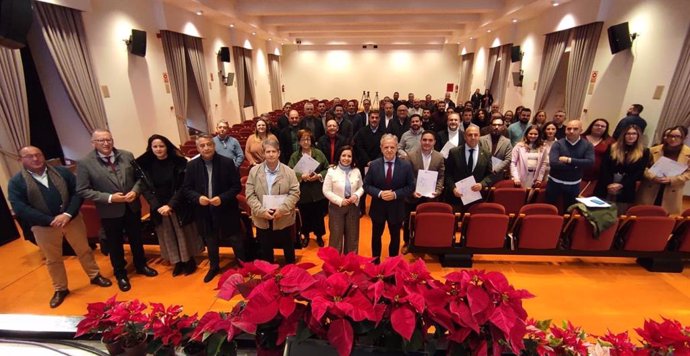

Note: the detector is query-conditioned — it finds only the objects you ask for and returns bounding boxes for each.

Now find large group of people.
[8,90,689,308]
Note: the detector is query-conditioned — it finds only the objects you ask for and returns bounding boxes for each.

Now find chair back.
[416,202,452,214]
[620,216,676,252]
[519,203,558,216]
[492,188,527,215]
[412,212,456,248]
[467,202,505,215]
[626,205,668,217]
[464,213,509,248]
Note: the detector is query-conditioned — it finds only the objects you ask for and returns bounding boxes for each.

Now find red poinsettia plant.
[212,247,535,356]
[75,295,121,342]
[75,295,148,347]
[147,303,198,351]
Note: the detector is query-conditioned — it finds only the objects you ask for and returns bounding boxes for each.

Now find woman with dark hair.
[288,129,329,247]
[322,145,363,254]
[503,110,514,125]
[595,125,650,213]
[136,135,203,276]
[581,118,615,184]
[472,108,490,129]
[531,110,548,128]
[637,126,690,215]
[245,117,278,166]
[542,122,558,148]
[510,125,549,188]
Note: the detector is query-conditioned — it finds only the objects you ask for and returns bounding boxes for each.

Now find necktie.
[104,156,117,173]
[385,162,393,186]
[468,149,475,173]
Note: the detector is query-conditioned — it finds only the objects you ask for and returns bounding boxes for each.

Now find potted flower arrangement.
[147,303,198,355]
[75,295,123,354]
[75,296,148,356]
[212,247,534,356]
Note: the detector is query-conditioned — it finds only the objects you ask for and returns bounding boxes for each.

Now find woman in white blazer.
[322,146,364,254]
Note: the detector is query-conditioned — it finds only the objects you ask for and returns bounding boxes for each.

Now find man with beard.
[479,117,513,182]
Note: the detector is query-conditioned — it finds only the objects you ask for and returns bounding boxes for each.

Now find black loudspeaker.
[511,45,522,62]
[0,0,33,49]
[607,22,632,54]
[128,29,146,57]
[219,46,230,62]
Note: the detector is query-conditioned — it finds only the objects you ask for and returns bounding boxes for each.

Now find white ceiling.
[164,0,569,46]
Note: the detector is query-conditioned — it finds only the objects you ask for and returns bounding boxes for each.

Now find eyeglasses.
[93,139,113,144]
[667,134,683,139]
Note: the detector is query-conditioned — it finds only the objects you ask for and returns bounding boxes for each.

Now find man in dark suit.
[436,112,464,157]
[381,102,396,132]
[364,134,415,262]
[276,102,292,131]
[333,104,354,142]
[183,134,243,283]
[299,102,325,141]
[401,131,445,253]
[279,109,301,164]
[76,129,158,292]
[354,98,372,133]
[318,118,348,165]
[445,125,494,212]
[388,104,410,139]
[354,110,384,215]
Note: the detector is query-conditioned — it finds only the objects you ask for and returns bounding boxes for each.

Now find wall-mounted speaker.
[219,46,230,62]
[225,72,234,86]
[607,22,632,54]
[0,0,33,49]
[511,45,522,62]
[128,29,146,57]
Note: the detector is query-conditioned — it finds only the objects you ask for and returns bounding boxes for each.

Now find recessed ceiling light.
[512,18,518,23]
[195,10,203,16]
[229,24,235,28]
[487,29,492,33]
[469,37,474,39]
[251,32,256,36]
[268,38,272,41]
[552,0,559,6]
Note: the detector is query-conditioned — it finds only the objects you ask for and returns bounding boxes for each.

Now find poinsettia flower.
[303,272,376,323]
[317,247,372,275]
[381,275,426,341]
[597,330,636,356]
[328,318,354,356]
[397,258,435,292]
[635,318,690,353]
[549,321,590,356]
[148,303,197,347]
[75,295,120,337]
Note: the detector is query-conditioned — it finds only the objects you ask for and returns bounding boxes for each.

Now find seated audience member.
[318,118,348,165]
[299,102,325,141]
[245,139,300,264]
[552,110,567,139]
[581,118,615,189]
[401,130,445,253]
[136,135,203,277]
[9,146,112,308]
[183,134,244,283]
[276,102,292,131]
[288,129,329,247]
[508,107,531,147]
[279,109,301,164]
[322,146,364,254]
[510,125,549,188]
[636,126,690,215]
[333,104,354,142]
[388,104,410,139]
[595,124,650,213]
[246,118,278,166]
[531,110,547,129]
[213,121,244,167]
[546,120,594,210]
[364,134,415,262]
[612,103,647,139]
[421,108,437,132]
[480,117,513,182]
[398,114,424,159]
[436,112,463,158]
[445,125,494,212]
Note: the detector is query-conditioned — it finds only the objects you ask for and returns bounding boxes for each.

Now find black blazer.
[182,154,241,237]
[354,126,384,168]
[387,117,409,139]
[136,154,193,226]
[594,147,650,203]
[363,158,415,224]
[317,134,348,165]
[444,145,493,206]
[298,116,325,141]
[279,126,300,164]
[435,130,465,152]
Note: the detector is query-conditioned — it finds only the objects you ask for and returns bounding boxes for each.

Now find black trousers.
[257,226,295,264]
[201,230,245,269]
[101,206,147,279]
[371,219,401,260]
[297,200,327,237]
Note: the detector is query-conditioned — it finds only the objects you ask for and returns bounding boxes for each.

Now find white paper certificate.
[292,154,320,174]
[415,170,438,198]
[440,141,457,159]
[491,156,503,172]
[454,176,482,205]
[262,195,287,210]
[649,156,687,177]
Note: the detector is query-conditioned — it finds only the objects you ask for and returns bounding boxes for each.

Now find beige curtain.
[232,46,256,120]
[534,29,571,111]
[0,48,30,175]
[268,54,283,111]
[184,35,212,130]
[244,49,257,118]
[566,22,603,120]
[494,44,513,106]
[459,53,474,103]
[161,31,189,142]
[654,24,690,143]
[34,1,108,133]
[485,47,499,91]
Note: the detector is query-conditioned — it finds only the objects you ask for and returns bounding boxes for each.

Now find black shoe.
[172,263,185,277]
[184,259,197,275]
[90,274,112,287]
[50,290,69,308]
[401,244,409,255]
[116,277,131,292]
[316,236,325,247]
[135,265,158,277]
[203,268,219,283]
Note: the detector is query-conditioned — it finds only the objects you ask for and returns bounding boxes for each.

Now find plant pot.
[285,337,430,356]
[123,338,148,356]
[183,341,207,356]
[102,338,124,355]
[156,345,177,356]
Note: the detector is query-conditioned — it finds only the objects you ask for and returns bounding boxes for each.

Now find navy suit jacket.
[364,157,415,224]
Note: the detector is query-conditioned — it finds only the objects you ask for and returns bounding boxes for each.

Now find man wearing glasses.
[479,116,513,182]
[76,129,158,292]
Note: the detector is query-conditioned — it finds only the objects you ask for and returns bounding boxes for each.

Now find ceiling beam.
[261,13,480,26]
[236,0,503,16]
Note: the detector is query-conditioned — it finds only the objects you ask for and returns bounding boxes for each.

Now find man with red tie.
[363,134,415,262]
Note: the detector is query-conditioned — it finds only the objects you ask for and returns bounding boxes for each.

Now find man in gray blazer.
[76,129,158,292]
[479,116,513,183]
[402,130,445,253]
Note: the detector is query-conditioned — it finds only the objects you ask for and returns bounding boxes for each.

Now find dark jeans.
[257,226,295,264]
[201,230,245,269]
[371,219,401,260]
[546,179,580,212]
[101,206,147,279]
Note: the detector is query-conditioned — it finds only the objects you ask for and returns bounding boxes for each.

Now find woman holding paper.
[510,125,549,188]
[322,146,364,254]
[637,126,690,214]
[594,125,650,214]
[288,129,329,247]
[245,139,300,264]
